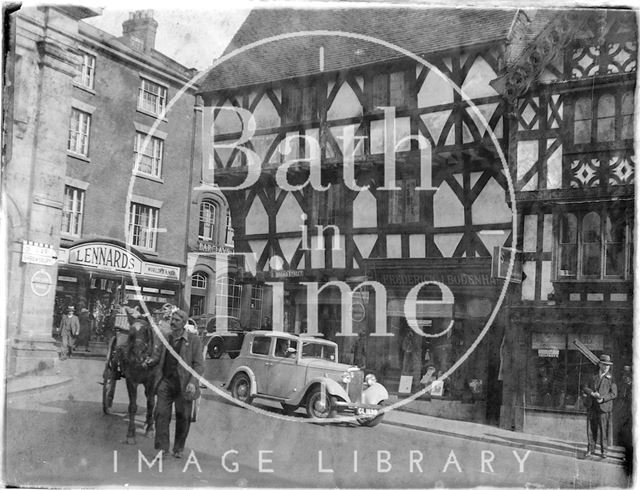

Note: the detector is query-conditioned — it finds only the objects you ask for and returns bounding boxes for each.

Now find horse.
[119,315,162,445]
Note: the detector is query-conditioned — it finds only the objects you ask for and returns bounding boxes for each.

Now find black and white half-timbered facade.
[198,8,636,433]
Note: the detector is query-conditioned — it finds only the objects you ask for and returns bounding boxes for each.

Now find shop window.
[76,51,96,90]
[61,186,84,237]
[128,202,159,251]
[134,132,163,178]
[284,84,317,123]
[138,77,167,116]
[571,90,635,146]
[68,108,91,157]
[557,206,633,280]
[528,332,606,411]
[371,71,407,109]
[216,276,242,318]
[198,200,217,241]
[388,177,419,224]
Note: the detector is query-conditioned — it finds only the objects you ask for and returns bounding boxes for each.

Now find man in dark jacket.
[582,354,617,459]
[146,309,204,458]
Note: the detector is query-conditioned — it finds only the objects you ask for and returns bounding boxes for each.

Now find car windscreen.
[301,341,336,361]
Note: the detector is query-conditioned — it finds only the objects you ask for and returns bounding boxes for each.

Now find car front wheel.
[306,387,336,419]
[230,373,253,405]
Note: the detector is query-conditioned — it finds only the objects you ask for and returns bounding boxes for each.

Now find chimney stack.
[122,10,158,52]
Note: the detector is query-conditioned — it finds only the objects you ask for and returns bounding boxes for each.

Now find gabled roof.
[199,7,520,94]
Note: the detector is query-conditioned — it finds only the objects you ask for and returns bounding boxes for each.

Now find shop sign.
[68,243,142,274]
[532,332,566,350]
[31,269,53,297]
[22,241,57,266]
[269,269,304,279]
[142,263,180,280]
[538,348,560,358]
[352,301,366,322]
[377,271,497,288]
[197,241,233,254]
[568,333,604,352]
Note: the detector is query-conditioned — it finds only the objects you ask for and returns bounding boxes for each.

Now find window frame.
[137,77,168,117]
[283,83,318,124]
[127,202,159,251]
[198,200,218,242]
[68,108,91,157]
[191,271,208,289]
[388,177,420,224]
[61,185,85,237]
[134,132,164,178]
[369,69,410,111]
[555,205,633,281]
[76,51,96,90]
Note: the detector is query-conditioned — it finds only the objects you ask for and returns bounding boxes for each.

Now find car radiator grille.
[347,370,364,403]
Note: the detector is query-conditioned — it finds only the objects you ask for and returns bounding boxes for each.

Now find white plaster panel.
[521,261,536,301]
[248,239,268,263]
[418,68,453,107]
[409,234,426,258]
[611,293,628,302]
[465,103,498,137]
[353,234,377,259]
[542,214,553,253]
[420,111,451,145]
[245,197,269,235]
[276,193,303,233]
[570,293,582,301]
[472,178,511,225]
[279,237,301,265]
[310,236,324,269]
[252,95,280,129]
[434,233,462,257]
[521,173,538,192]
[478,230,508,255]
[332,235,346,268]
[330,124,364,157]
[434,181,464,227]
[327,82,362,120]
[470,171,482,189]
[546,143,562,189]
[395,117,411,151]
[516,140,538,182]
[540,261,553,301]
[523,215,538,252]
[370,119,384,154]
[352,190,377,228]
[461,57,499,99]
[213,101,242,134]
[386,235,402,258]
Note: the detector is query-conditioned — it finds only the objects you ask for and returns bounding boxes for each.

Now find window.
[557,207,633,279]
[284,85,317,123]
[61,186,84,236]
[198,200,217,241]
[68,108,91,156]
[134,132,163,178]
[138,78,167,116]
[225,211,234,247]
[388,178,420,224]
[192,272,208,289]
[572,90,635,145]
[76,51,96,90]
[314,184,342,227]
[251,337,271,356]
[128,202,159,250]
[372,71,406,109]
[216,276,242,318]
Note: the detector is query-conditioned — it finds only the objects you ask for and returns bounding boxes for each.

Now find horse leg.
[144,377,156,438]
[125,379,138,445]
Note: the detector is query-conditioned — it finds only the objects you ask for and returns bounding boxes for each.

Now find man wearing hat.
[59,305,80,360]
[582,354,617,459]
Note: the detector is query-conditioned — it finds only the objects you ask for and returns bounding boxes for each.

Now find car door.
[246,336,272,394]
[267,339,302,400]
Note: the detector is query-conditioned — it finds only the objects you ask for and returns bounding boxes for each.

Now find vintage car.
[224,331,389,426]
[193,314,247,359]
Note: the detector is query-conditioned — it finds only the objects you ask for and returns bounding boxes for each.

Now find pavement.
[6,357,628,468]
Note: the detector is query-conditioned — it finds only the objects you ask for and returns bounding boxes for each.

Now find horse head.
[127,319,154,368]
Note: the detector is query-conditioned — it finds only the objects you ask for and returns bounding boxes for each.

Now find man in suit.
[59,305,80,360]
[145,309,204,458]
[582,354,617,459]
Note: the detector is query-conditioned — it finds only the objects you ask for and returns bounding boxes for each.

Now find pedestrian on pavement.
[59,305,80,360]
[146,309,204,458]
[582,354,617,459]
[76,302,92,352]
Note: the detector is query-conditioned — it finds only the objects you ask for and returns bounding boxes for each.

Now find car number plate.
[356,408,377,416]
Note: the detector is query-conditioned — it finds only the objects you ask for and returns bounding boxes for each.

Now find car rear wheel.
[230,373,253,405]
[306,387,336,419]
[207,338,224,359]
